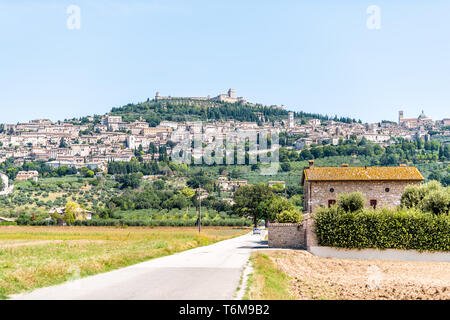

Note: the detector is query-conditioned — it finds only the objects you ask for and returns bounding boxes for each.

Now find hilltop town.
[0,89,448,175]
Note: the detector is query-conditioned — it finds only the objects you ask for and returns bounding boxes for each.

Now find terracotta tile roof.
[302,166,424,183]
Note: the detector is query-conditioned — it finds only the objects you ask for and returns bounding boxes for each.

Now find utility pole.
[198,191,202,233]
[196,187,202,233]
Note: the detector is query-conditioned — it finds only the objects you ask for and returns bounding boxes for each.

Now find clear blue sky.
[0,0,449,124]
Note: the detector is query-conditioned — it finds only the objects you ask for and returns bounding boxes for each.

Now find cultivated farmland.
[246,250,450,300]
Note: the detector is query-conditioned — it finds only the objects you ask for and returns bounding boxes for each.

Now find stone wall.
[268,222,306,249]
[304,216,318,250]
[269,216,450,262]
[304,180,421,213]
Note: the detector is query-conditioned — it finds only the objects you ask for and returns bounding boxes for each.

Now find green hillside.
[106,98,359,126]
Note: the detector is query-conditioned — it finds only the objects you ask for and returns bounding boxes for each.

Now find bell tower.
[398,110,404,124]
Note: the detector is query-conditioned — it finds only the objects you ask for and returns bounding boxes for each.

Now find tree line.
[295,137,450,164]
[109,99,358,126]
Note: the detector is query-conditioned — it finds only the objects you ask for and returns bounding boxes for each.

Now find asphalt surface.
[11,231,267,300]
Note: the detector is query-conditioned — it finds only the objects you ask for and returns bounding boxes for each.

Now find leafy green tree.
[86,170,95,178]
[276,209,303,223]
[401,185,426,209]
[421,189,450,215]
[290,194,303,209]
[265,197,294,222]
[230,168,242,179]
[163,194,189,210]
[186,176,212,189]
[180,187,195,198]
[338,192,365,212]
[442,175,450,187]
[299,149,313,160]
[153,180,165,190]
[117,173,143,189]
[148,142,158,155]
[270,183,285,193]
[402,181,449,215]
[379,153,400,166]
[233,184,274,227]
[59,138,69,148]
[280,162,291,172]
[64,202,79,225]
[401,180,443,209]
[7,167,18,180]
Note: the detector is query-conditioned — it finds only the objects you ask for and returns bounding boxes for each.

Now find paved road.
[11,231,267,300]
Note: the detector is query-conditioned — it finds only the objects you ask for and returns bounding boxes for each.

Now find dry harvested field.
[0,226,249,299]
[250,250,450,300]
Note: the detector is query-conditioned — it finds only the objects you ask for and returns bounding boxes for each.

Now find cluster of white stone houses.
[291,111,449,150]
[0,98,448,174]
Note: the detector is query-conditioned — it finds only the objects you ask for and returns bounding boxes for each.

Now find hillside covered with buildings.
[0,89,448,177]
[0,88,448,226]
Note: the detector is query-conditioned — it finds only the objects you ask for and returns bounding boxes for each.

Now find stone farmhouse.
[217,177,249,193]
[15,170,39,181]
[301,160,424,213]
[48,207,93,226]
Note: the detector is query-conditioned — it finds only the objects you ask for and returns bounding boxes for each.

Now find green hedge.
[314,207,450,251]
[74,218,251,227]
[0,221,17,226]
[22,218,251,227]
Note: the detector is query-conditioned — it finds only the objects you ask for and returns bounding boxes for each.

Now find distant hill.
[106,98,359,127]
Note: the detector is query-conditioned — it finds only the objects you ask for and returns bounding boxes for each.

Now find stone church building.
[301,161,424,213]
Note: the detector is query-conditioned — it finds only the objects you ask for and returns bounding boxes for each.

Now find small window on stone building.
[385,188,390,192]
[330,188,334,193]
[370,200,377,209]
[328,199,336,208]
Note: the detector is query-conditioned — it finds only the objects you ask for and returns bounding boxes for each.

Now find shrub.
[266,197,294,222]
[16,214,31,225]
[276,209,303,223]
[314,206,450,251]
[401,181,450,215]
[401,184,426,208]
[421,189,450,215]
[73,218,251,227]
[337,192,365,212]
[0,221,17,226]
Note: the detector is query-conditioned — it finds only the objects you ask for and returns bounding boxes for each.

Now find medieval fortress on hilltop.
[154,88,284,110]
[155,88,245,104]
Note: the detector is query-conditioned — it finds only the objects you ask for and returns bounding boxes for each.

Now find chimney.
[308,160,314,168]
[341,163,349,167]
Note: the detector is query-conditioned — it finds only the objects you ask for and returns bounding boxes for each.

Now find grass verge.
[0,226,248,299]
[244,251,294,300]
